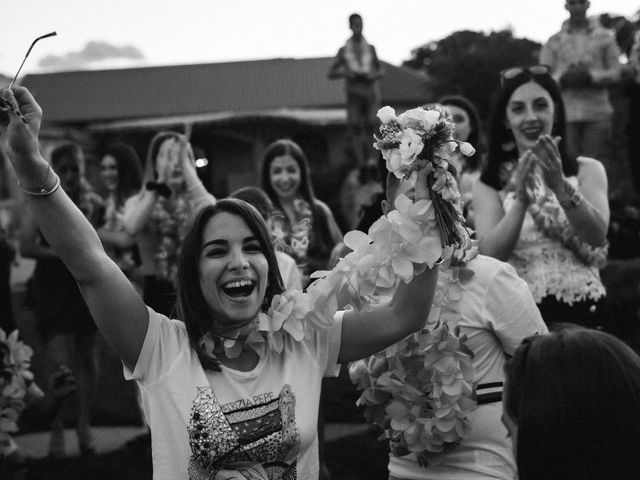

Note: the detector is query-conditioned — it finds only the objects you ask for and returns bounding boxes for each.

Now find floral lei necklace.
[501,162,609,268]
[150,189,191,285]
[527,186,608,268]
[199,105,478,464]
[350,244,478,466]
[0,329,35,457]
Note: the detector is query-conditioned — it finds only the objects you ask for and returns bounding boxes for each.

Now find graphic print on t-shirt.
[187,384,299,479]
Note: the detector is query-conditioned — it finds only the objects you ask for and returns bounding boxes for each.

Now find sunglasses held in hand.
[0,32,57,125]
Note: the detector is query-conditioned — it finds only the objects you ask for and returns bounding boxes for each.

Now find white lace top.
[502,177,606,305]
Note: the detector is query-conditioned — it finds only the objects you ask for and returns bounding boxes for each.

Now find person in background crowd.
[230,186,302,291]
[1,362,76,480]
[20,142,103,458]
[260,139,343,288]
[123,132,215,316]
[626,29,640,194]
[0,225,16,332]
[437,95,486,229]
[1,84,441,480]
[97,142,143,280]
[473,66,610,329]
[503,326,640,480]
[539,0,621,167]
[328,13,385,168]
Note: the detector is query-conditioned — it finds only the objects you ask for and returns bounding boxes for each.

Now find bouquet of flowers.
[0,329,35,456]
[374,105,475,248]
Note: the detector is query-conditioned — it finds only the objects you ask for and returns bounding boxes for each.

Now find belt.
[476,382,503,405]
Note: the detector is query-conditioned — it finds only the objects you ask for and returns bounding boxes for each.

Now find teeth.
[224,280,254,289]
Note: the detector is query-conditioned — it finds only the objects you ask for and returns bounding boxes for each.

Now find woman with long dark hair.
[503,326,640,480]
[97,142,143,277]
[473,66,609,328]
[261,139,343,287]
[2,85,443,480]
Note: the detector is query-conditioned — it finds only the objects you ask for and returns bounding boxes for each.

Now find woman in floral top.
[473,66,610,329]
[261,140,343,287]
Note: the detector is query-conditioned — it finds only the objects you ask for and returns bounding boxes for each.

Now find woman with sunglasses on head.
[19,142,103,458]
[473,66,609,329]
[503,326,640,480]
[1,86,442,480]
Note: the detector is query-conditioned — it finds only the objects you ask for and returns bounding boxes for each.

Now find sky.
[0,0,638,77]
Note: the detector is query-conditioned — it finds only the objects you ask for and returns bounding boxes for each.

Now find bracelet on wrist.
[19,164,61,196]
[558,180,583,210]
[145,181,171,198]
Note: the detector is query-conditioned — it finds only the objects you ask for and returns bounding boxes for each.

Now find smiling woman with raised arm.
[472,66,609,329]
[0,86,451,480]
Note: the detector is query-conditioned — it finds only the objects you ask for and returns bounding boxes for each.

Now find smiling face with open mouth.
[199,212,269,327]
[269,154,302,202]
[505,80,555,155]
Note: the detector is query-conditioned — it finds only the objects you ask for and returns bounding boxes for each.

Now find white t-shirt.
[276,251,303,291]
[388,255,547,480]
[125,308,343,480]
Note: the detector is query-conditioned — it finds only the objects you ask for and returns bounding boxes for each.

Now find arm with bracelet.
[1,86,148,371]
[534,135,609,247]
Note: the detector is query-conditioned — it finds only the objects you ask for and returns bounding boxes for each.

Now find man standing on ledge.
[539,0,620,167]
[328,13,384,169]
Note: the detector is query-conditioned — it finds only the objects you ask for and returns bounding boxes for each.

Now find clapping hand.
[509,151,539,204]
[532,135,565,194]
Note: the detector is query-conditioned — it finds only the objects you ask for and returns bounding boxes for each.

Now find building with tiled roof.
[21,57,431,213]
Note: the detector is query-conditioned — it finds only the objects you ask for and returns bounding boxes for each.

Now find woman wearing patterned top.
[123,132,215,316]
[2,86,441,480]
[260,139,343,288]
[473,66,610,329]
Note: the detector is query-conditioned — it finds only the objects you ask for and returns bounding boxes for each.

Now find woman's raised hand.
[533,135,565,193]
[510,151,538,205]
[0,86,42,164]
[177,137,199,183]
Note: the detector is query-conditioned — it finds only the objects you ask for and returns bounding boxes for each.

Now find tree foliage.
[403,29,540,120]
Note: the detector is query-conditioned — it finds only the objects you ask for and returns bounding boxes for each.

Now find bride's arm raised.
[2,86,147,371]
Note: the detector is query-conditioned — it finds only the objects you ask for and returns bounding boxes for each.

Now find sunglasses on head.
[500,65,551,86]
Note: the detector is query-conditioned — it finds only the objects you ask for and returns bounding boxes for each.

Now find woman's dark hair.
[230,186,274,222]
[176,199,285,370]
[480,68,578,190]
[504,326,640,480]
[437,94,485,172]
[260,139,337,269]
[51,142,84,171]
[143,131,183,181]
[103,142,143,206]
